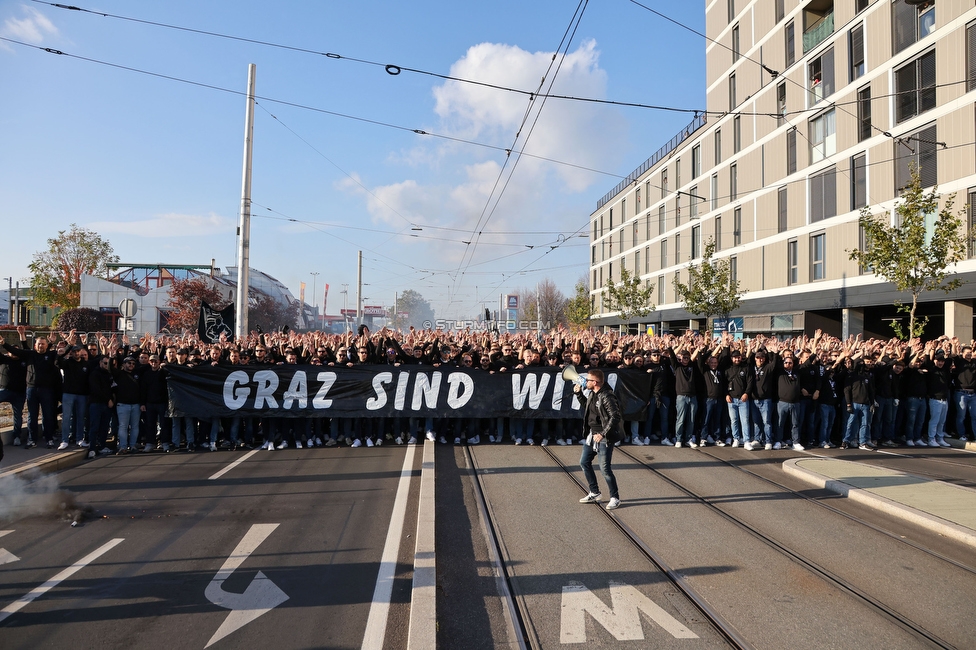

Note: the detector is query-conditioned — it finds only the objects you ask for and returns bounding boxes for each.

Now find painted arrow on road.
[0,531,19,565]
[205,523,288,648]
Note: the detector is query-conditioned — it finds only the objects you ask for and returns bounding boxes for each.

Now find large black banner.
[166,365,651,421]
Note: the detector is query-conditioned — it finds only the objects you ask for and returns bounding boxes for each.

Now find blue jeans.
[844,403,872,445]
[675,395,698,443]
[727,398,751,443]
[0,388,25,438]
[61,393,88,444]
[511,419,535,442]
[872,397,898,442]
[26,386,56,442]
[777,401,801,444]
[88,402,111,450]
[116,403,140,450]
[646,396,671,441]
[702,398,723,441]
[954,391,976,438]
[818,404,838,445]
[927,399,948,443]
[903,397,927,442]
[172,416,195,447]
[751,399,774,445]
[580,440,618,500]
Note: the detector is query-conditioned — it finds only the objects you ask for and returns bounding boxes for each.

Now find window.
[788,239,799,285]
[675,158,681,189]
[856,0,869,14]
[715,215,723,251]
[776,0,785,23]
[858,224,871,273]
[811,232,825,280]
[776,82,786,126]
[893,0,935,55]
[895,50,936,124]
[645,246,650,273]
[659,204,666,235]
[728,0,735,23]
[968,188,976,258]
[730,256,738,285]
[895,123,937,190]
[599,267,604,288]
[658,276,665,304]
[808,47,834,106]
[786,20,796,68]
[635,249,641,277]
[711,174,719,210]
[592,246,597,263]
[851,153,867,210]
[675,233,681,262]
[810,167,837,223]
[778,186,788,233]
[732,24,740,62]
[809,109,836,163]
[733,116,742,153]
[662,169,668,197]
[635,186,641,214]
[691,225,701,259]
[593,269,597,289]
[787,128,797,174]
[675,198,681,226]
[661,239,668,268]
[691,145,701,178]
[857,86,872,142]
[729,73,737,109]
[600,215,605,237]
[730,163,738,201]
[715,130,722,165]
[849,24,865,81]
[621,200,626,224]
[690,186,699,219]
[609,208,614,230]
[733,207,742,245]
[968,21,976,92]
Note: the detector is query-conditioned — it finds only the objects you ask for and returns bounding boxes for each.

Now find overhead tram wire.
[451,0,590,294]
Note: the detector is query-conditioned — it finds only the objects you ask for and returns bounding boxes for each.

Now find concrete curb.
[0,449,89,480]
[408,440,437,649]
[783,457,976,550]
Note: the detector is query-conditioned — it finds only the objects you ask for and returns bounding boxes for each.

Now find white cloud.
[88,212,236,237]
[1,6,58,44]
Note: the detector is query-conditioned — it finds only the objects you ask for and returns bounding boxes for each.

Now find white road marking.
[0,531,18,565]
[408,441,436,649]
[208,449,261,481]
[361,443,418,650]
[205,523,288,648]
[560,581,698,643]
[0,538,124,624]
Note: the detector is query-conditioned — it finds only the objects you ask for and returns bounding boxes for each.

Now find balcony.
[803,11,834,53]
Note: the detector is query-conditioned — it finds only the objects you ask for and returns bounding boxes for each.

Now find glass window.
[730,163,738,201]
[675,233,681,263]
[778,186,788,233]
[711,174,719,211]
[810,167,837,223]
[786,20,795,68]
[662,169,668,197]
[857,86,872,142]
[968,21,976,92]
[692,145,701,178]
[809,109,836,163]
[808,47,834,107]
[715,216,723,251]
[895,50,936,124]
[733,207,742,246]
[691,225,701,260]
[849,24,865,81]
[895,124,938,190]
[893,0,935,55]
[851,153,867,210]
[777,82,787,126]
[661,239,668,268]
[776,0,785,23]
[733,116,741,153]
[690,186,699,219]
[732,24,740,62]
[811,233,825,281]
[659,204,666,235]
[715,130,722,165]
[788,239,799,285]
[787,128,797,174]
[730,256,738,285]
[729,73,737,110]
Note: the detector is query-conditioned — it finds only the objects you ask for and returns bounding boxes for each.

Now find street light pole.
[310,271,319,327]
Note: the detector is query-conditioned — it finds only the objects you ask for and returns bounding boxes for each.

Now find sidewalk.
[0,427,88,480]
[784,448,976,550]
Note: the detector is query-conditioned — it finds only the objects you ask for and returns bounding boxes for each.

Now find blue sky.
[0,0,705,319]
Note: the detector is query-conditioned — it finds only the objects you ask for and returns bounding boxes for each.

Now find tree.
[249,294,299,333]
[602,268,655,321]
[53,307,102,333]
[672,239,745,325]
[536,278,568,327]
[849,164,970,339]
[165,277,228,333]
[396,289,435,329]
[566,276,593,330]
[28,224,119,309]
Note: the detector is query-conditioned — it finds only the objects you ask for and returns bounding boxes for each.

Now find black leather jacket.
[575,387,623,442]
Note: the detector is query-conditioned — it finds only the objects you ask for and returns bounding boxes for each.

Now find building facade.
[590,0,976,340]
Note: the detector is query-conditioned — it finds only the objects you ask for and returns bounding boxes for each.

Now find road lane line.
[408,440,436,649]
[209,449,261,480]
[0,538,124,624]
[361,443,418,650]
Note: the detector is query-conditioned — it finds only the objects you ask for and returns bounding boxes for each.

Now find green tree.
[566,277,593,330]
[28,224,119,308]
[165,277,228,333]
[848,164,970,339]
[395,289,435,329]
[672,239,745,325]
[602,268,655,321]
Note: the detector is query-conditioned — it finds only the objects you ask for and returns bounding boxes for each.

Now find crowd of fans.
[1,323,974,458]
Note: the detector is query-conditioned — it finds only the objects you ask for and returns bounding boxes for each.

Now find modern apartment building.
[589,0,976,340]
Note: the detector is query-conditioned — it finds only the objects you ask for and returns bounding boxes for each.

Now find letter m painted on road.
[560,581,698,643]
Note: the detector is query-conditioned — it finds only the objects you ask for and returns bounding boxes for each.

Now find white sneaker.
[661,438,672,446]
[556,438,567,446]
[315,437,323,446]
[528,438,535,446]
[715,439,726,447]
[674,440,682,448]
[277,441,288,449]
[643,437,651,445]
[732,439,741,448]
[395,436,404,445]
[376,439,383,446]
[57,442,69,451]
[297,441,305,449]
[426,431,436,442]
[633,437,644,446]
[605,497,621,511]
[209,442,218,452]
[265,441,275,451]
[514,438,523,446]
[351,439,362,448]
[688,440,699,448]
[366,438,374,447]
[541,439,549,446]
[699,438,707,447]
[792,442,805,451]
[489,435,496,443]
[407,436,418,444]
[764,443,773,450]
[823,442,835,449]
[772,442,783,450]
[579,492,602,503]
[906,440,916,447]
[79,440,90,448]
[469,435,480,445]
[438,436,447,444]
[938,440,951,447]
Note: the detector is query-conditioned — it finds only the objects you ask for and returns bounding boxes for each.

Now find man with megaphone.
[572,368,623,510]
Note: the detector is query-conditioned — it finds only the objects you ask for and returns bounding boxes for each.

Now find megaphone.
[561,364,589,388]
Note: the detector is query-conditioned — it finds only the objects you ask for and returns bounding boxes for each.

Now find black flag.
[198,301,235,343]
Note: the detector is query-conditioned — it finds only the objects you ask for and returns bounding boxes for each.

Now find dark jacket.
[58,353,91,395]
[2,343,60,389]
[844,362,876,406]
[725,361,755,400]
[0,342,29,392]
[576,386,624,443]
[88,366,115,405]
[140,367,168,404]
[113,368,141,404]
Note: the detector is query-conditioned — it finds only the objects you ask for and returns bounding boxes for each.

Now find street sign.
[363,305,387,316]
[118,298,137,319]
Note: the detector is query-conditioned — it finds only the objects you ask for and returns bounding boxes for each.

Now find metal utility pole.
[356,250,363,325]
[14,281,20,327]
[235,63,256,339]
[310,271,319,327]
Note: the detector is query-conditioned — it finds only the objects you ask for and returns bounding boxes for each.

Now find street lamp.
[2,277,10,326]
[310,271,319,325]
